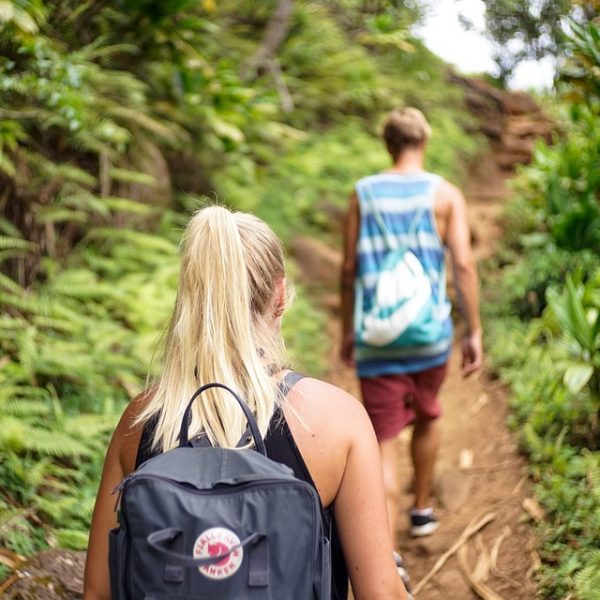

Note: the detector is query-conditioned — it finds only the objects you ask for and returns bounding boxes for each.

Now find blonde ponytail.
[136,205,287,451]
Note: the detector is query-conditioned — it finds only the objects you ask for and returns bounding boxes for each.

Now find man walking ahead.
[340,107,482,540]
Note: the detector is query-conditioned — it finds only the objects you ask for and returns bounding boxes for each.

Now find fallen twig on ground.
[489,526,511,576]
[473,535,492,582]
[466,393,489,417]
[0,572,19,596]
[413,512,496,595]
[526,549,542,580]
[0,548,22,570]
[458,544,507,600]
[0,547,26,596]
[522,497,545,522]
[511,475,526,496]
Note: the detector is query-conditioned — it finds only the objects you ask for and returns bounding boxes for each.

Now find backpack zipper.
[122,473,316,499]
[117,473,322,537]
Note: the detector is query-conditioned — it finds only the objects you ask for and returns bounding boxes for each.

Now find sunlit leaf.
[564,362,594,393]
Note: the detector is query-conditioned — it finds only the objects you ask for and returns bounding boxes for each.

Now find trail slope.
[323,151,538,600]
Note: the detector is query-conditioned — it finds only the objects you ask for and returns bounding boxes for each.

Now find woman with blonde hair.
[84,205,408,600]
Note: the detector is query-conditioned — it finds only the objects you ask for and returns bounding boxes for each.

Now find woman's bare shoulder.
[285,376,372,437]
[112,388,155,473]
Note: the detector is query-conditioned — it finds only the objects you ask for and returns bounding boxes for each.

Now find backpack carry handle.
[147,528,269,586]
[147,527,266,568]
[178,383,267,456]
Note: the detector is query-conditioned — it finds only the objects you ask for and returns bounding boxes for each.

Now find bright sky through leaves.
[414,0,556,90]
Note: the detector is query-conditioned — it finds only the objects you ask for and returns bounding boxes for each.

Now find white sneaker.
[409,510,440,537]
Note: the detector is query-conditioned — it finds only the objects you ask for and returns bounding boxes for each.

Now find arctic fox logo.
[193,527,243,580]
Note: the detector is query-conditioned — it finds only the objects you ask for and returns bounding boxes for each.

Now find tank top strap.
[277,370,306,396]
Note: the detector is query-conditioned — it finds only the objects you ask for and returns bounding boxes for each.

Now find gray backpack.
[109,382,332,599]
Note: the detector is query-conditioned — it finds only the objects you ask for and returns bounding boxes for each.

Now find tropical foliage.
[0,0,483,572]
[485,19,600,600]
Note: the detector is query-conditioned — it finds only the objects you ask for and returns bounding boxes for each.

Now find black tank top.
[135,372,349,600]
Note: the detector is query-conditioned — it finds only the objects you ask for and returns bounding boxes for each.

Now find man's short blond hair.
[382,107,432,159]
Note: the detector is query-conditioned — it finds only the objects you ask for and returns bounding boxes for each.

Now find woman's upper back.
[125,373,403,598]
[132,372,361,508]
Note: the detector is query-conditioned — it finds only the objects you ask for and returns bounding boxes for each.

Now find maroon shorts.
[360,363,448,441]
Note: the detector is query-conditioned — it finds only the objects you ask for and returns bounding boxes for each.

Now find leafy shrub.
[484,20,600,599]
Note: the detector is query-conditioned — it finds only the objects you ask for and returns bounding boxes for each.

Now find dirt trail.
[324,157,538,599]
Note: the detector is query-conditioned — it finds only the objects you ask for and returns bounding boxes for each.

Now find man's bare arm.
[340,193,359,366]
[443,182,483,376]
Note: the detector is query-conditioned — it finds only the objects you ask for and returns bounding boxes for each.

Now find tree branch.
[242,0,294,81]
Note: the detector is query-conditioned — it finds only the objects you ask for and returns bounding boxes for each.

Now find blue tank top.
[354,172,452,376]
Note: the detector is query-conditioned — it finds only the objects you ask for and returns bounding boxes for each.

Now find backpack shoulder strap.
[357,181,397,251]
[190,372,306,450]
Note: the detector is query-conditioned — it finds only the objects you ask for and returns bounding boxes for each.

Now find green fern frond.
[61,0,93,25]
[104,196,157,215]
[0,418,93,458]
[0,314,28,333]
[45,463,79,482]
[0,248,33,263]
[23,457,52,489]
[107,105,187,145]
[574,554,600,600]
[60,190,111,217]
[62,414,118,439]
[587,452,600,506]
[0,272,26,295]
[70,128,124,157]
[22,429,92,458]
[52,528,89,550]
[81,43,139,61]
[0,416,29,452]
[0,507,28,532]
[36,495,79,523]
[0,216,22,238]
[81,251,129,275]
[35,206,89,225]
[9,386,50,400]
[0,236,36,251]
[0,359,29,384]
[1,399,50,418]
[47,269,121,302]
[86,227,178,255]
[0,385,32,402]
[107,169,157,187]
[37,160,97,187]
[33,338,99,376]
[15,325,38,376]
[32,314,84,334]
[86,66,148,100]
[37,299,86,325]
[0,291,46,314]
[0,149,17,177]
[41,478,72,494]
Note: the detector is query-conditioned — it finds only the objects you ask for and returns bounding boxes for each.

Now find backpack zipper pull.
[111,476,130,512]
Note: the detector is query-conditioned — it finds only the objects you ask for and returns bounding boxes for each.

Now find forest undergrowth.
[0,0,482,581]
[483,21,600,599]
